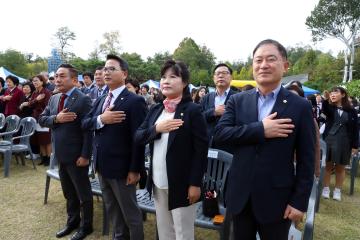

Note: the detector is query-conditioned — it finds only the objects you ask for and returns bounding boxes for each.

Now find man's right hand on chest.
[262,112,294,138]
[100,106,126,125]
[55,108,77,123]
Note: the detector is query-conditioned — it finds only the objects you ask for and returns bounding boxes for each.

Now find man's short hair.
[82,72,93,80]
[213,63,233,75]
[252,39,288,60]
[106,54,129,72]
[141,84,149,92]
[95,66,104,71]
[58,63,78,78]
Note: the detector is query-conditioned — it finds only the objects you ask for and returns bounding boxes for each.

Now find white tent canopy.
[0,66,28,83]
[140,79,160,89]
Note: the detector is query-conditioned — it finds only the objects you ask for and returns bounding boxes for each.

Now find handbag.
[202,189,219,218]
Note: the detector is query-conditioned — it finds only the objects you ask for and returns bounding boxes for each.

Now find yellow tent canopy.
[231,80,257,88]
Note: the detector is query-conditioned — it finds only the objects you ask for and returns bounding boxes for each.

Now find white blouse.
[152,110,175,189]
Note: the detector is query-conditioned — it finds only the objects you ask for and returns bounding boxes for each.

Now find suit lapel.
[112,88,129,109]
[270,87,290,117]
[96,94,107,114]
[167,101,187,151]
[209,92,216,108]
[248,89,259,122]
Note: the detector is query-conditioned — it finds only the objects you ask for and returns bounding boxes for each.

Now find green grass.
[0,158,359,240]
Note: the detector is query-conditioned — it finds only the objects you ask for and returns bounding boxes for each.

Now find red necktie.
[102,92,113,112]
[58,94,67,113]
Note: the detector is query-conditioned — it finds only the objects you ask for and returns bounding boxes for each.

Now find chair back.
[203,148,233,205]
[3,115,21,141]
[315,139,327,212]
[0,113,5,129]
[17,117,37,145]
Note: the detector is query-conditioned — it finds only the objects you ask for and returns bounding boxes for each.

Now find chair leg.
[350,156,359,195]
[4,150,12,177]
[29,151,36,170]
[102,198,109,235]
[44,176,51,204]
[20,153,25,166]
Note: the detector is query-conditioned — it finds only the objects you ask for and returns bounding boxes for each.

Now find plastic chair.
[0,113,6,130]
[0,115,21,146]
[0,117,36,177]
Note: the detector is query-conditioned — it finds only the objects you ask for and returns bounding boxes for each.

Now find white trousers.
[153,186,197,240]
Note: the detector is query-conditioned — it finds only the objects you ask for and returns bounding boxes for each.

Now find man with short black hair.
[39,64,93,240]
[214,39,315,240]
[82,54,146,239]
[88,67,108,102]
[81,72,95,95]
[200,63,237,149]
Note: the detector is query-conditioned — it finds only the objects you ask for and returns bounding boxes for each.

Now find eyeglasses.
[102,66,121,73]
[214,71,230,76]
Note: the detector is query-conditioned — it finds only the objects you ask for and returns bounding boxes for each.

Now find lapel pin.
[180,113,184,116]
[121,98,124,100]
[283,100,287,104]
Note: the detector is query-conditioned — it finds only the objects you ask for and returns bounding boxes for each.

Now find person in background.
[321,87,359,201]
[41,71,55,92]
[135,60,208,240]
[24,75,52,166]
[200,63,237,150]
[151,88,164,104]
[19,82,35,118]
[0,75,24,116]
[141,84,155,108]
[88,67,108,103]
[125,78,140,94]
[0,77,6,114]
[193,86,207,104]
[81,72,95,95]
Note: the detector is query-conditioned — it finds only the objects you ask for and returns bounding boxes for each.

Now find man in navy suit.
[200,63,237,150]
[82,54,147,240]
[88,66,108,103]
[214,39,315,240]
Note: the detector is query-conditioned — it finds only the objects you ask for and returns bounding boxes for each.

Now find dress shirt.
[152,110,175,189]
[257,84,281,121]
[214,88,230,107]
[96,85,126,129]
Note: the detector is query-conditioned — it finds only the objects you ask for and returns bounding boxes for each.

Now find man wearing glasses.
[82,54,147,239]
[200,63,237,150]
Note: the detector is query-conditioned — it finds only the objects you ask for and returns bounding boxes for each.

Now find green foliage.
[69,57,104,74]
[345,79,360,97]
[305,0,360,42]
[0,49,28,77]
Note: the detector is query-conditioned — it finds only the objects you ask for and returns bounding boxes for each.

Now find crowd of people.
[0,38,359,240]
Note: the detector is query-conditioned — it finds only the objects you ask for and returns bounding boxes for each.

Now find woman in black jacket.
[135,60,208,240]
[321,87,359,201]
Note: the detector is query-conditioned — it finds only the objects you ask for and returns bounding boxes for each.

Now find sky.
[0,0,345,63]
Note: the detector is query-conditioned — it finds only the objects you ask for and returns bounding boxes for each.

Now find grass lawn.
[0,158,359,240]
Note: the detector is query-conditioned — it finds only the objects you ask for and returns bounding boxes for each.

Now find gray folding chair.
[0,115,21,146]
[0,113,6,130]
[0,117,36,177]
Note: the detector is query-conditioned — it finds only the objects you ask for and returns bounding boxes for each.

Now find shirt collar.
[65,87,76,97]
[108,85,126,99]
[256,84,281,99]
[216,87,230,97]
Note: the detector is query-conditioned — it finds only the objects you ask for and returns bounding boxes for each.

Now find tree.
[99,31,122,56]
[53,26,76,62]
[0,49,29,77]
[305,0,360,82]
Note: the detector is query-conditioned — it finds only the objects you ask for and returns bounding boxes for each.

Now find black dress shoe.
[70,228,93,240]
[55,225,78,238]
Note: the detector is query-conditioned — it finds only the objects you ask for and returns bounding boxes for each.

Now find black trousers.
[232,199,291,240]
[59,163,93,230]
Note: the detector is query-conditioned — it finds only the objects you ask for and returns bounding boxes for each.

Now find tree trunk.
[343,52,348,83]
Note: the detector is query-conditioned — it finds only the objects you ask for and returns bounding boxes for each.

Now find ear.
[283,60,289,74]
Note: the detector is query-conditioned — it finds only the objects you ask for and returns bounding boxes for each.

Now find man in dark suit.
[39,64,93,240]
[81,72,95,95]
[200,63,237,150]
[82,54,147,240]
[88,66,108,103]
[214,39,315,240]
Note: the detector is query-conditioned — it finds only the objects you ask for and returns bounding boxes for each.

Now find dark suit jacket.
[200,89,237,139]
[82,88,147,179]
[214,87,315,224]
[88,85,108,103]
[322,100,359,149]
[39,88,93,164]
[135,97,208,210]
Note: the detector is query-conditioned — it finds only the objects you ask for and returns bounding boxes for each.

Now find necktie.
[98,88,103,97]
[58,94,67,113]
[102,92,113,112]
